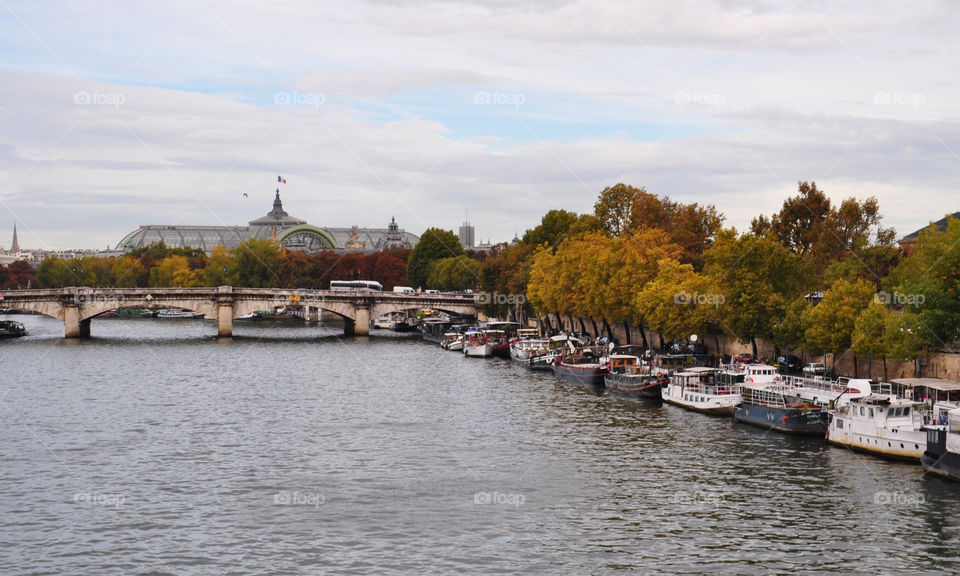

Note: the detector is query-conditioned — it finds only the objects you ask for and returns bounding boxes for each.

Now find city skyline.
[3,2,960,250]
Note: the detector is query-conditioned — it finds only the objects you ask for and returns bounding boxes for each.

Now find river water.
[1,314,959,575]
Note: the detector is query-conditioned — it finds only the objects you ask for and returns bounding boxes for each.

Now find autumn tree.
[759,181,894,286]
[230,239,281,288]
[3,260,36,289]
[634,259,717,348]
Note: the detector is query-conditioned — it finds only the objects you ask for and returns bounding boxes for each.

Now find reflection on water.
[1,314,959,575]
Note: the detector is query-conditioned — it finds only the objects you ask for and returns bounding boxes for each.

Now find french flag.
[277,175,286,184]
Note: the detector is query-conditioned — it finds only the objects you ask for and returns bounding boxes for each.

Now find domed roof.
[248,189,307,227]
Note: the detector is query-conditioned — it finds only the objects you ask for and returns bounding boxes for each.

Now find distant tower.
[10,222,19,253]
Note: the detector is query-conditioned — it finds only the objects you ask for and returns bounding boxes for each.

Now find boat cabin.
[608,354,640,373]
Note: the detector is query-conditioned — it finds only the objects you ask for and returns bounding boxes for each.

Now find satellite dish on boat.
[608,342,615,352]
[689,334,698,342]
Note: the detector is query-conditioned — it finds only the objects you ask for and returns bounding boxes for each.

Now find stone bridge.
[0,286,477,338]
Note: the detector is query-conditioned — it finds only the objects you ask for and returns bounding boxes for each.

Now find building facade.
[114,190,419,254]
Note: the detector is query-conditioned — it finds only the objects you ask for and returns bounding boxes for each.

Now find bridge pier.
[217,286,234,337]
[342,305,371,336]
[64,305,91,338]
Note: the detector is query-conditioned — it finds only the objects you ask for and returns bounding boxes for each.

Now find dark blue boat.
[733,384,829,436]
[921,409,960,481]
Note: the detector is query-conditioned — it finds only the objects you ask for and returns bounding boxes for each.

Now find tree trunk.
[623,321,632,345]
[751,337,758,359]
[853,354,858,378]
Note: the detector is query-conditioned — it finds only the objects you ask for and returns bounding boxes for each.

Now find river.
[1,314,959,575]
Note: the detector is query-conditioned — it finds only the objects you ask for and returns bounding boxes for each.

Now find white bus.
[330,280,384,292]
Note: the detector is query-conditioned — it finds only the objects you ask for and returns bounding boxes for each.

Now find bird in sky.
[242,193,248,198]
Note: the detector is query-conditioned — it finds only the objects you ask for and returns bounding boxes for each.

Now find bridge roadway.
[0,286,478,338]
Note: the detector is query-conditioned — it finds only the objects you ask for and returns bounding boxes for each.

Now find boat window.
[903,408,910,416]
[837,420,844,429]
[868,408,874,417]
[859,407,865,416]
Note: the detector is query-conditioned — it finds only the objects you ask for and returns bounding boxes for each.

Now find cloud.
[1,1,959,250]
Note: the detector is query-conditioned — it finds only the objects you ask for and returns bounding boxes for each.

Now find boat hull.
[734,404,828,436]
[826,420,925,460]
[464,343,494,357]
[921,428,960,481]
[553,363,608,386]
[604,373,662,398]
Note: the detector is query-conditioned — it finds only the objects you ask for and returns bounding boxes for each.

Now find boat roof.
[853,394,921,406]
[549,334,582,342]
[686,367,720,373]
[609,354,640,360]
[891,378,960,392]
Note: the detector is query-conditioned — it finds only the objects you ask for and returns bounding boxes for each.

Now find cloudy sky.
[2,0,959,250]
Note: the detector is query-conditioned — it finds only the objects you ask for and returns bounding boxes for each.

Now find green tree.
[427,255,482,291]
[407,228,465,288]
[851,301,890,380]
[111,256,147,287]
[802,278,874,373]
[705,229,807,358]
[37,257,77,288]
[887,215,960,348]
[521,209,581,249]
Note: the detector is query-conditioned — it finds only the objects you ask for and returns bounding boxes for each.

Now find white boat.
[661,367,738,415]
[441,332,464,351]
[463,330,505,357]
[509,334,550,367]
[827,393,928,460]
[373,315,395,329]
[156,309,203,319]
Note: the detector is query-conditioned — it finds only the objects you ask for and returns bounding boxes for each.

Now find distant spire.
[10,222,19,253]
